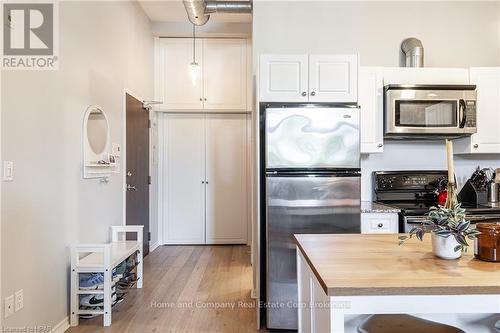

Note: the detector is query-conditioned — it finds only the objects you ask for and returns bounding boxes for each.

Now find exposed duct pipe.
[183,0,252,26]
[401,38,424,67]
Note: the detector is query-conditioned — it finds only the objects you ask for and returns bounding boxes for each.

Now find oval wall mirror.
[86,106,109,154]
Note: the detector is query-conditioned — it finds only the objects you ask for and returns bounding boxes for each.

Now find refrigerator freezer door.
[266,107,360,169]
[266,175,360,330]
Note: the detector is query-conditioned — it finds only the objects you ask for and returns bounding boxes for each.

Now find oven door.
[385,87,477,136]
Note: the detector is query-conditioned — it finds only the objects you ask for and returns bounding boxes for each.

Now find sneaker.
[79,273,104,290]
[79,306,103,319]
[115,261,127,278]
[80,293,117,307]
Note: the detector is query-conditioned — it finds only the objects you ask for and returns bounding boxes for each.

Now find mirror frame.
[82,105,114,179]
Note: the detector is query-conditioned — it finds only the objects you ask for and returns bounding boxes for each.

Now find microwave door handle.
[459,99,466,128]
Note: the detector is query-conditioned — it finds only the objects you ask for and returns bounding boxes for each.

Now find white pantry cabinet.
[159,39,204,110]
[259,54,358,103]
[454,67,500,154]
[157,38,249,111]
[161,114,206,244]
[361,213,399,234]
[205,114,248,244]
[359,67,384,153]
[203,39,247,110]
[159,113,248,245]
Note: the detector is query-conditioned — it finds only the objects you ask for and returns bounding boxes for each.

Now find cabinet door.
[468,68,500,153]
[203,39,247,110]
[159,38,203,110]
[359,67,384,153]
[205,114,248,244]
[161,114,205,244]
[259,54,309,102]
[309,54,358,103]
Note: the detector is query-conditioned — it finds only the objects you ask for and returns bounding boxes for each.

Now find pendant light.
[189,24,199,86]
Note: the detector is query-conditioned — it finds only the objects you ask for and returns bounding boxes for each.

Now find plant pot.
[431,233,462,260]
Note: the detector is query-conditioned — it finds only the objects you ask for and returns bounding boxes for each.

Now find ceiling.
[138,0,252,23]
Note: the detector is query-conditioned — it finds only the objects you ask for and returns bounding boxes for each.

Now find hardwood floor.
[67,245,258,333]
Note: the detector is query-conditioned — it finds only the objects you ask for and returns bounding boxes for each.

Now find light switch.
[112,143,121,157]
[3,161,13,181]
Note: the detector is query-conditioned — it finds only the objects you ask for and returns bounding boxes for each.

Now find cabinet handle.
[310,91,316,96]
[473,144,479,149]
[377,143,383,148]
[201,181,205,184]
[301,92,307,96]
[199,98,203,101]
[377,223,384,228]
[204,98,207,101]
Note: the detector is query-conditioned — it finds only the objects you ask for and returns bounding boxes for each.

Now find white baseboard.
[52,316,69,333]
[149,241,160,252]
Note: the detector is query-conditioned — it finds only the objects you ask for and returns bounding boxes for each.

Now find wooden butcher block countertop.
[294,234,500,297]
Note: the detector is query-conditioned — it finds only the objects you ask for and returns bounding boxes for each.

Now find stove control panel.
[374,171,448,191]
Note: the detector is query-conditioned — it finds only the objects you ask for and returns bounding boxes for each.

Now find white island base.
[295,234,500,333]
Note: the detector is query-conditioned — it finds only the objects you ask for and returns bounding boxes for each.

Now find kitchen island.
[294,234,500,333]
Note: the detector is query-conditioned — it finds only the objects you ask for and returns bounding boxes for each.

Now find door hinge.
[148,175,151,185]
[148,232,151,241]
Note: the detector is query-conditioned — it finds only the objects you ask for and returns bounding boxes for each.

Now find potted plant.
[399,203,481,259]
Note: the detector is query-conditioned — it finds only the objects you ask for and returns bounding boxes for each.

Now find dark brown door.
[126,93,149,256]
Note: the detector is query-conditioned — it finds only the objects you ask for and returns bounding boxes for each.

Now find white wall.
[253,1,500,201]
[253,1,500,67]
[1,1,153,328]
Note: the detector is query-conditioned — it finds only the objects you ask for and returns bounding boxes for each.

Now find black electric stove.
[373,170,500,232]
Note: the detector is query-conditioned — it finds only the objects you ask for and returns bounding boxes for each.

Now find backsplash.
[361,141,500,201]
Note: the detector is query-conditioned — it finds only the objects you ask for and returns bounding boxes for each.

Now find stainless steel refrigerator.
[263,104,361,330]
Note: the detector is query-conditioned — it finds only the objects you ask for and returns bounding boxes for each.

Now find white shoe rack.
[70,225,144,327]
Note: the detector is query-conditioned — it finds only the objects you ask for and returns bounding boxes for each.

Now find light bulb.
[189,62,199,86]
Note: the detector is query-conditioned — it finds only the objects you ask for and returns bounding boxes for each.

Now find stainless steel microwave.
[384,85,477,139]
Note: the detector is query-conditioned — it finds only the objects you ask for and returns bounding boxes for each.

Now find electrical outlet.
[5,295,14,318]
[14,290,23,312]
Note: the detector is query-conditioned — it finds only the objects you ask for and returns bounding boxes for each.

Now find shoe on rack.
[80,293,117,307]
[79,306,103,319]
[79,273,104,290]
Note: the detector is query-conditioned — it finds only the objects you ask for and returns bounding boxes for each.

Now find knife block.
[458,180,488,207]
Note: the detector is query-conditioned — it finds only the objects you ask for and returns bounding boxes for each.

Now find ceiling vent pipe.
[183,0,252,26]
[401,38,424,67]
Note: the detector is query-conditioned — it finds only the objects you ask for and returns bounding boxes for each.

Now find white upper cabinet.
[203,39,247,110]
[259,54,309,102]
[454,67,500,154]
[156,38,249,111]
[259,54,358,103]
[309,55,358,103]
[159,39,204,110]
[359,67,384,153]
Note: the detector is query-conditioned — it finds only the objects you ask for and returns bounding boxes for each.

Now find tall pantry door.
[161,114,206,244]
[205,114,248,244]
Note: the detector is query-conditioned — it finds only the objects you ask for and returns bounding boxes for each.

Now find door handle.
[459,99,466,128]
[126,184,137,191]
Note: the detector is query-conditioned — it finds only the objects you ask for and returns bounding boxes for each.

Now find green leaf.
[435,230,452,238]
[416,229,425,241]
[453,245,462,253]
[398,236,407,240]
[455,234,469,247]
